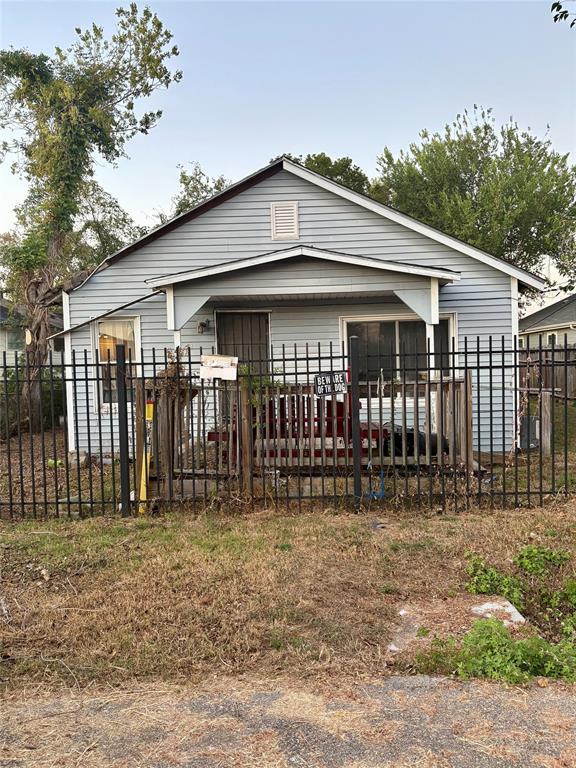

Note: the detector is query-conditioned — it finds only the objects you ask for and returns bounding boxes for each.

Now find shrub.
[417,619,576,684]
[514,545,570,577]
[465,555,524,609]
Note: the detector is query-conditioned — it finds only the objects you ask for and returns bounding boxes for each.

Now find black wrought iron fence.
[1,335,575,519]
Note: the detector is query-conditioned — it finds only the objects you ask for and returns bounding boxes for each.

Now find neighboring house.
[519,293,576,348]
[0,295,64,357]
[60,157,546,453]
[0,298,25,356]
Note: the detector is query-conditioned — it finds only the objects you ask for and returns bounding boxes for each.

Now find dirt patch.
[2,675,576,767]
[386,595,526,655]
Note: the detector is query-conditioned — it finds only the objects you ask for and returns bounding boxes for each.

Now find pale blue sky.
[0,0,574,231]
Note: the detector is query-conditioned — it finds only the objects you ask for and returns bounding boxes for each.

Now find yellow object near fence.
[138,398,154,514]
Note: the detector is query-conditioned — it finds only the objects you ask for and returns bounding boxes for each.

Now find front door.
[216,312,270,373]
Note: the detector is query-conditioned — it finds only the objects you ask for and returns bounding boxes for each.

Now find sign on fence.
[199,354,239,380]
[314,371,348,396]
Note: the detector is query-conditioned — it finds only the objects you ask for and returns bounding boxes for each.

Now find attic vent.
[271,201,299,241]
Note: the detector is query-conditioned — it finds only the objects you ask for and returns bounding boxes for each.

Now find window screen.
[347,321,396,380]
[347,317,454,381]
[434,318,451,374]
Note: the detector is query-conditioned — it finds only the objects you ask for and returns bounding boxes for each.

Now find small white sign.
[200,353,239,381]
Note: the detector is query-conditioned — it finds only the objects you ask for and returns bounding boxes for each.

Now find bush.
[417,619,576,684]
[465,555,524,609]
[514,545,570,577]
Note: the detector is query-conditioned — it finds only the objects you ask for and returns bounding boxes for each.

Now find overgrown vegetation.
[417,618,576,684]
[416,541,576,683]
[466,554,524,609]
[465,544,576,643]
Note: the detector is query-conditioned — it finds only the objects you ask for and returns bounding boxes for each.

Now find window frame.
[91,315,141,412]
[6,326,25,354]
[339,312,458,380]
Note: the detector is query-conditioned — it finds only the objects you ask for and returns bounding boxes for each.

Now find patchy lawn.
[1,503,576,690]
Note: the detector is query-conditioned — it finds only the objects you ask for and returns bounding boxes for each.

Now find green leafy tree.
[0,3,181,428]
[371,108,576,282]
[72,181,147,266]
[278,152,370,194]
[551,1,576,27]
[165,161,230,220]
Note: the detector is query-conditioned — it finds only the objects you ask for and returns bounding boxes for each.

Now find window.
[547,333,557,347]
[96,318,137,403]
[271,201,299,240]
[518,337,525,349]
[345,317,452,381]
[51,335,64,354]
[6,328,24,353]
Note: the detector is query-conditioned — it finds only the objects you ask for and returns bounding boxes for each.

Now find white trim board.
[146,245,461,289]
[62,290,75,452]
[283,159,545,291]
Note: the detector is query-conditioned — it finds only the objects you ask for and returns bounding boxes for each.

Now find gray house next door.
[216,311,270,371]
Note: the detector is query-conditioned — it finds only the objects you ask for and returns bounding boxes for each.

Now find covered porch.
[134,246,474,499]
[146,244,460,360]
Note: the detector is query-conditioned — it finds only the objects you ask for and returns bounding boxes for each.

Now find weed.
[561,579,576,609]
[275,542,293,552]
[379,583,400,595]
[514,545,570,577]
[417,619,576,683]
[416,627,430,638]
[465,555,524,609]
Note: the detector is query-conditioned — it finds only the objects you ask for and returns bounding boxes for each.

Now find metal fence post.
[349,335,362,511]
[116,344,131,517]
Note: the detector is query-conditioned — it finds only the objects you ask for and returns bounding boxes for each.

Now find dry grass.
[1,501,576,691]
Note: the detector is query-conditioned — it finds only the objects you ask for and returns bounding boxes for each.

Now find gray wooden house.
[61,157,545,455]
[520,293,576,348]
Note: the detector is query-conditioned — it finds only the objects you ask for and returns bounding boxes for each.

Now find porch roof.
[145,245,461,289]
[152,246,456,333]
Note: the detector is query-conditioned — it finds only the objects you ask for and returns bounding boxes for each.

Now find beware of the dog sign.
[314,371,347,396]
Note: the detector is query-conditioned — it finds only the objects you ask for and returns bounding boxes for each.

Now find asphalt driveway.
[2,675,576,767]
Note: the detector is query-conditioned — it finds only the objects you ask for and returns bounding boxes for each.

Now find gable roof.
[519,293,576,331]
[145,244,461,289]
[79,156,546,292]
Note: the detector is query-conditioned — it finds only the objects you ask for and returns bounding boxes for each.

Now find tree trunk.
[20,302,51,433]
[19,237,63,433]
[14,236,90,434]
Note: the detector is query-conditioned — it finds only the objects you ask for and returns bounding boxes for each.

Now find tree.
[371,108,576,281]
[551,1,576,28]
[169,161,230,219]
[278,152,370,194]
[0,3,181,428]
[72,181,147,266]
[0,181,145,353]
